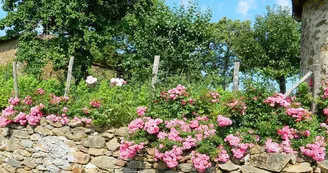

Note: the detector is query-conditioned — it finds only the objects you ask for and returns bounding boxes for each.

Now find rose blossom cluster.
[90,100,101,108]
[155,146,183,168]
[128,118,144,133]
[217,115,232,127]
[209,91,220,103]
[136,106,147,116]
[49,94,68,105]
[323,108,328,116]
[46,114,69,125]
[191,151,212,172]
[23,96,33,105]
[264,93,291,108]
[194,124,216,140]
[300,136,326,161]
[286,107,311,122]
[181,98,194,106]
[159,85,189,102]
[214,145,230,163]
[126,115,221,169]
[265,139,281,153]
[182,136,197,150]
[82,107,89,114]
[36,88,45,95]
[9,97,20,106]
[1,103,45,127]
[227,100,247,115]
[224,134,253,159]
[85,76,97,84]
[167,85,186,100]
[119,140,144,160]
[165,119,191,132]
[323,85,328,99]
[277,126,299,140]
[2,105,15,117]
[265,126,312,154]
[128,117,163,134]
[0,88,93,127]
[159,119,191,142]
[110,78,126,87]
[224,134,241,147]
[144,117,163,134]
[73,116,92,124]
[277,126,300,154]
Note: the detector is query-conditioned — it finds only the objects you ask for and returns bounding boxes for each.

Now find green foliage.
[121,0,213,81]
[0,0,148,80]
[63,79,152,126]
[208,18,251,89]
[0,64,64,108]
[232,6,301,93]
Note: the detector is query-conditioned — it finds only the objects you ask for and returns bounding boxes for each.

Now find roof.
[0,34,56,43]
[0,35,19,42]
[291,0,308,22]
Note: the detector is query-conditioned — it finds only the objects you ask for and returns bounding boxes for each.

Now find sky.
[165,0,292,22]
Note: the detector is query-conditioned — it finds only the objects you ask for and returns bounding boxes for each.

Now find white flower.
[110,78,126,87]
[86,76,97,84]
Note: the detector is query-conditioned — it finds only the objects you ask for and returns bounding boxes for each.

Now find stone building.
[0,36,18,65]
[291,0,328,76]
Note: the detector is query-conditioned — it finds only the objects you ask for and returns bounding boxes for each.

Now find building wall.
[300,0,328,77]
[0,38,18,66]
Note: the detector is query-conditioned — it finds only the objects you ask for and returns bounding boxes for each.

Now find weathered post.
[64,56,74,97]
[284,71,313,97]
[151,55,160,90]
[311,62,321,113]
[233,61,240,91]
[12,62,18,98]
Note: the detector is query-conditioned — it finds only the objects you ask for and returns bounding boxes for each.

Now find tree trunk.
[277,76,286,94]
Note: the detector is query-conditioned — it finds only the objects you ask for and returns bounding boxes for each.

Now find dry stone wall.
[0,118,326,173]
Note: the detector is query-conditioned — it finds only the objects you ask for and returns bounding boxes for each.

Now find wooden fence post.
[233,61,240,91]
[12,62,18,98]
[311,62,321,113]
[151,55,160,90]
[64,56,74,97]
[284,71,313,97]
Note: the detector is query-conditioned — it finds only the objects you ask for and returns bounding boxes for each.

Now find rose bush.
[121,83,328,172]
[0,76,151,127]
[0,88,92,127]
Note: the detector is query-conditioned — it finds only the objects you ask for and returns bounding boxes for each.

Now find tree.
[117,0,213,81]
[208,18,250,90]
[232,6,301,93]
[0,0,151,81]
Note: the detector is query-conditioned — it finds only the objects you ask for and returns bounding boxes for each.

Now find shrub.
[121,83,327,172]
[0,75,153,127]
[0,87,92,127]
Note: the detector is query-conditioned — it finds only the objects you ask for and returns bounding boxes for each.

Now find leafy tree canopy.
[232,6,301,93]
[0,0,150,81]
[208,18,250,89]
[118,0,213,81]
